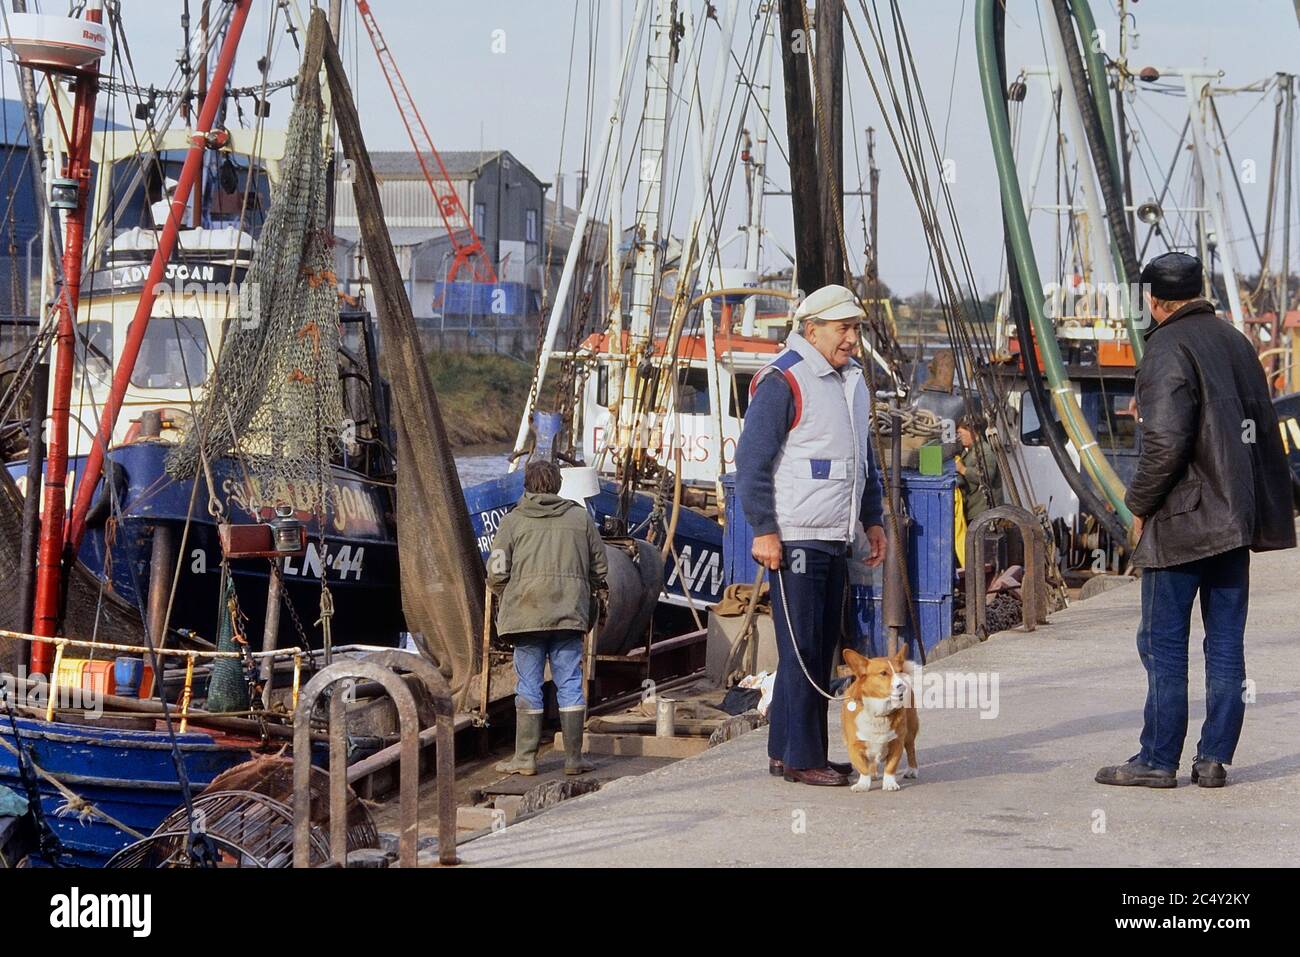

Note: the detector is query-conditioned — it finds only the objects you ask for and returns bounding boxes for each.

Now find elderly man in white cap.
[735,284,887,786]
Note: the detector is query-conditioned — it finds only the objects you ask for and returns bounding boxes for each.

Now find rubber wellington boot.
[495,707,543,775]
[559,706,595,775]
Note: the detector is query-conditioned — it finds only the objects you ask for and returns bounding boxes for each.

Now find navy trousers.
[1135,547,1250,771]
[768,545,848,770]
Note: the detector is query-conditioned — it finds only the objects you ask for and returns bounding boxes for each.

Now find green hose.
[1069,0,1121,182]
[976,0,1134,526]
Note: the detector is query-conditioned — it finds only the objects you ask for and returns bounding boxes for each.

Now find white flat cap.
[794,283,865,322]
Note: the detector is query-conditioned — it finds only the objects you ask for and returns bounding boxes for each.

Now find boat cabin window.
[106,151,272,244]
[74,320,113,387]
[1019,389,1062,446]
[131,317,209,389]
[206,154,272,227]
[730,373,753,418]
[676,367,711,414]
[1082,385,1138,453]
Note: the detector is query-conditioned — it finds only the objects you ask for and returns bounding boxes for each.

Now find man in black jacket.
[1097,253,1296,790]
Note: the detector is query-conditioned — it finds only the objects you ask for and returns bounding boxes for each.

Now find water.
[454,447,511,486]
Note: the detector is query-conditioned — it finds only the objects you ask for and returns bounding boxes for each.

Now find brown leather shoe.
[769,759,784,776]
[783,766,850,786]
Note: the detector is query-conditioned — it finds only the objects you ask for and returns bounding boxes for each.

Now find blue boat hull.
[462,473,727,608]
[7,442,405,648]
[0,716,254,866]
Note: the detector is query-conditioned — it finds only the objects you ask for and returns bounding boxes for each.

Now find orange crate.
[1099,341,1135,366]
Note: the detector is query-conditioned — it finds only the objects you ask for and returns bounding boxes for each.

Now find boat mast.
[620,0,678,457]
[1040,1,1119,324]
[65,0,255,559]
[741,6,776,336]
[865,127,880,328]
[777,0,825,293]
[607,0,624,340]
[684,0,739,489]
[28,2,105,666]
[1184,71,1246,331]
[815,0,844,286]
[1277,73,1294,367]
[509,0,649,466]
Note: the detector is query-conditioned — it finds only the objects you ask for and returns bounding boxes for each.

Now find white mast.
[606,0,624,337]
[1184,71,1245,331]
[685,0,740,481]
[1041,0,1118,314]
[510,0,649,465]
[619,0,678,450]
[742,5,775,335]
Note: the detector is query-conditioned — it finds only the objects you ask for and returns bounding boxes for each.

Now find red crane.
[355,0,498,284]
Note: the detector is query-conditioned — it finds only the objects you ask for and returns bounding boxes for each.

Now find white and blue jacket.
[735,331,883,543]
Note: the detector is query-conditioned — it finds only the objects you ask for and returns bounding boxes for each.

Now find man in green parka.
[488,459,608,776]
[956,413,1002,524]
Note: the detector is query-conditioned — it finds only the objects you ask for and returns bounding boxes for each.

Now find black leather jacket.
[1127,300,1296,568]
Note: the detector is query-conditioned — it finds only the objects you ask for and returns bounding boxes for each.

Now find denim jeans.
[768,545,848,770]
[511,629,586,710]
[1135,547,1250,771]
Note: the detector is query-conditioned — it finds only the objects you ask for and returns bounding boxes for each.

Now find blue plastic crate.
[897,464,958,599]
[721,473,760,587]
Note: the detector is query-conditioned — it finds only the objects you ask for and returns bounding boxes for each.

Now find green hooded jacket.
[957,436,1002,522]
[487,492,609,637]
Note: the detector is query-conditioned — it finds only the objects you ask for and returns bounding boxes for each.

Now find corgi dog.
[840,647,919,792]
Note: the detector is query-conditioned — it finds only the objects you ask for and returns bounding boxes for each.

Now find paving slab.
[457,541,1300,867]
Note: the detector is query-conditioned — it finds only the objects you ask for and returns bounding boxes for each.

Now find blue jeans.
[768,546,848,770]
[1135,547,1250,771]
[511,630,586,710]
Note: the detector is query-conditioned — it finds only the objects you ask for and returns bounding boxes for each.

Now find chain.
[270,560,314,653]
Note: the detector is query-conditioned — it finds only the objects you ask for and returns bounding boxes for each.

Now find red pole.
[30,8,105,670]
[64,0,253,564]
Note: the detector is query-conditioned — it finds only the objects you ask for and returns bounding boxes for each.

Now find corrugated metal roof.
[359,149,502,180]
[333,225,440,247]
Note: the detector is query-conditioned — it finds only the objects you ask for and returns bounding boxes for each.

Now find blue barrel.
[533,411,564,459]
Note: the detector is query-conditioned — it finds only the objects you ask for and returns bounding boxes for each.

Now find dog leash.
[776,567,849,702]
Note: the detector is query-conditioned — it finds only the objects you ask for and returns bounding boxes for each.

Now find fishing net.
[318,15,486,711]
[165,69,342,516]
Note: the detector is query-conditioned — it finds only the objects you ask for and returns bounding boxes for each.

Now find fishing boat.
[1,22,403,650]
[0,0,430,867]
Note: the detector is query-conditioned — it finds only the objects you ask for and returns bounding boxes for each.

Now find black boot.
[1191,757,1227,788]
[1095,759,1176,788]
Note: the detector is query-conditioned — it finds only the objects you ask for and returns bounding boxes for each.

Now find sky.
[22,0,1299,298]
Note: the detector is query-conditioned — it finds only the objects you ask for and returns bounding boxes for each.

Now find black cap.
[1139,252,1203,301]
